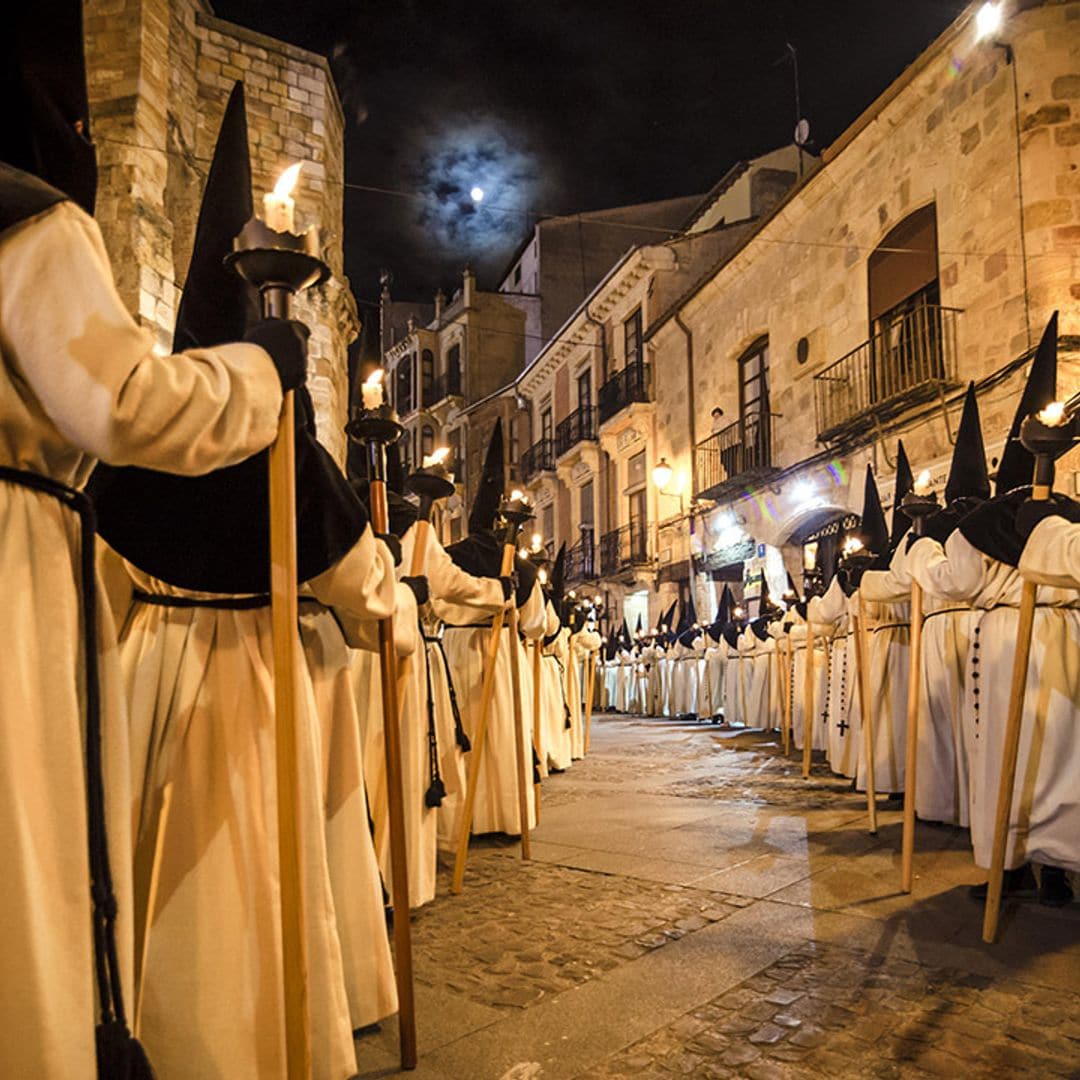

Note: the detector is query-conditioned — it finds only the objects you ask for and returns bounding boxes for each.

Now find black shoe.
[969,864,1038,901]
[882,792,904,809]
[1038,866,1074,908]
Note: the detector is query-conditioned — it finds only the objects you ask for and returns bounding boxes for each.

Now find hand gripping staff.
[452,493,534,893]
[227,221,329,1078]
[983,408,1074,943]
[345,405,417,1069]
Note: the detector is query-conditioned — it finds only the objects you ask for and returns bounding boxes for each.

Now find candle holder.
[901,489,940,537]
[499,493,535,530]
[224,217,328,319]
[1019,411,1077,486]
[406,461,455,521]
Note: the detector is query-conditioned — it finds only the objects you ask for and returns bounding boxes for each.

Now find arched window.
[396,354,414,415]
[421,424,435,460]
[421,349,435,406]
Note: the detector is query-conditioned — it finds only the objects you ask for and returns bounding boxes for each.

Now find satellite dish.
[794,119,811,147]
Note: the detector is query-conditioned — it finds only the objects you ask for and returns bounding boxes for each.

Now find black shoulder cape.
[0,162,67,236]
[958,487,1080,568]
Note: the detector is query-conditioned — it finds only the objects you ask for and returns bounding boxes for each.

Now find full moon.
[470,186,485,203]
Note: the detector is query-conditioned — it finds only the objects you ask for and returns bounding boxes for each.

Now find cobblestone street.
[357,716,1080,1079]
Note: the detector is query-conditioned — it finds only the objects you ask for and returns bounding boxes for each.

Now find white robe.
[1020,515,1080,586]
[438,580,546,836]
[809,581,856,775]
[539,602,572,770]
[123,531,399,1080]
[909,531,1080,871]
[789,617,828,753]
[0,199,282,1078]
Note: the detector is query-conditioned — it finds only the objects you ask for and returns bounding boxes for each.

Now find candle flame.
[422,446,450,469]
[538,568,548,584]
[843,536,865,556]
[510,489,525,503]
[273,162,302,199]
[1038,401,1067,427]
[913,469,933,496]
[363,369,384,389]
[733,606,745,618]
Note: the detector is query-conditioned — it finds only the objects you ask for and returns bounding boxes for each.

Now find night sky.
[213,0,969,303]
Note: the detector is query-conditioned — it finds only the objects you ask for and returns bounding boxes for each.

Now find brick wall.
[86,0,356,465]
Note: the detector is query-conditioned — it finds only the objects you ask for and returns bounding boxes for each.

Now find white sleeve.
[308,526,398,623]
[907,532,985,601]
[0,203,282,472]
[1018,516,1080,589]
[426,534,505,610]
[518,581,547,639]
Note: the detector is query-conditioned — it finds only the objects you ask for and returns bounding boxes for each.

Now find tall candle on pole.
[226,161,329,1080]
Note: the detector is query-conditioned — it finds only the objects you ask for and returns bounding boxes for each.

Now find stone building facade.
[85,0,356,464]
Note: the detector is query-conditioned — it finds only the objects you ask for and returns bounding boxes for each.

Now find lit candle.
[913,469,933,497]
[510,489,528,505]
[263,163,302,233]
[1037,401,1067,427]
[733,606,745,619]
[422,446,450,469]
[538,568,548,585]
[361,369,385,410]
[842,536,865,557]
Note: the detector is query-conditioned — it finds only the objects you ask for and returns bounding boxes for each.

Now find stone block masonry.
[86,0,356,465]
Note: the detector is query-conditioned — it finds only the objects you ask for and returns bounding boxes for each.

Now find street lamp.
[975,2,1003,42]
[652,458,673,491]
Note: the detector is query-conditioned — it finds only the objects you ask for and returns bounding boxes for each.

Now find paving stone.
[748,1023,787,1046]
[764,988,805,1007]
[719,1043,760,1067]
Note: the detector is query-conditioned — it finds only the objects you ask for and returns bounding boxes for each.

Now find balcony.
[521,437,555,481]
[694,412,779,500]
[565,532,597,585]
[813,304,961,443]
[421,369,462,409]
[598,361,651,424]
[599,522,650,577]
[555,405,597,458]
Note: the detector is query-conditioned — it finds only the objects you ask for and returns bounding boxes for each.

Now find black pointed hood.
[716,584,733,627]
[468,419,505,533]
[1,3,97,215]
[858,465,889,561]
[785,572,801,601]
[946,382,991,505]
[996,313,1059,496]
[87,87,366,592]
[549,542,566,610]
[758,578,780,620]
[889,440,914,552]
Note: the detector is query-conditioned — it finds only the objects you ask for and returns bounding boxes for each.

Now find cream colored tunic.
[0,201,281,1079]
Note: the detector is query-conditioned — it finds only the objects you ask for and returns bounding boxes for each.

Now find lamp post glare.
[652,458,674,491]
[975,2,1002,41]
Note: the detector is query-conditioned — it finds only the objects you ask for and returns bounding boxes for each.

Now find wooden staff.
[900,494,936,892]
[983,429,1062,943]
[532,638,543,820]
[802,622,816,779]
[507,600,532,859]
[583,649,596,752]
[782,635,793,755]
[452,512,529,892]
[364,454,417,1069]
[851,599,878,834]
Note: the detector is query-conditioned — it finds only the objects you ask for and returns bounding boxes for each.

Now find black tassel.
[424,777,446,808]
[455,725,471,753]
[97,1021,156,1080]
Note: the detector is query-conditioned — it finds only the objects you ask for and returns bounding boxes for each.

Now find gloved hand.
[403,575,429,606]
[499,573,518,602]
[378,532,402,566]
[244,319,310,392]
[1016,499,1061,541]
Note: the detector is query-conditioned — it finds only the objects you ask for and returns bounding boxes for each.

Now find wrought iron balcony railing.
[599,522,650,577]
[555,404,597,457]
[422,369,462,408]
[565,532,598,584]
[813,304,961,442]
[694,411,778,499]
[598,361,651,424]
[521,437,555,480]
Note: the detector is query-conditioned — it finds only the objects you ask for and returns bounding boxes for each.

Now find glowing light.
[652,458,674,491]
[842,536,865,558]
[538,568,548,585]
[530,532,543,551]
[733,606,745,619]
[913,469,934,497]
[791,480,816,506]
[594,594,603,606]
[263,162,302,232]
[422,446,451,469]
[470,186,485,203]
[1038,401,1067,427]
[361,369,385,410]
[509,489,527,504]
[975,2,1002,42]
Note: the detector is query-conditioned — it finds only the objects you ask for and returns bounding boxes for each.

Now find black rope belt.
[0,466,137,1059]
[922,606,969,621]
[424,635,471,752]
[132,589,270,609]
[442,621,495,630]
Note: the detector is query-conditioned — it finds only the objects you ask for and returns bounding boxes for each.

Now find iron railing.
[599,522,650,576]
[813,304,961,441]
[521,437,555,480]
[566,532,597,584]
[555,404,597,457]
[598,361,651,424]
[694,412,776,498]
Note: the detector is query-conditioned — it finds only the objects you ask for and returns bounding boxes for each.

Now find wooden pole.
[451,539,516,894]
[583,651,596,753]
[982,461,1053,943]
[367,474,417,1069]
[263,283,311,1079]
[507,603,532,859]
[532,638,543,821]
[782,636,793,755]
[901,577,925,893]
[852,602,878,834]
[802,623,815,779]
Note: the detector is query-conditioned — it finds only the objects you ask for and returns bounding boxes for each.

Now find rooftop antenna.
[774,41,807,180]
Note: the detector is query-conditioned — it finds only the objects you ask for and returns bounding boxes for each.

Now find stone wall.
[86,0,356,465]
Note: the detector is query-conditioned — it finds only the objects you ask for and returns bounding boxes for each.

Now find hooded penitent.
[87,84,367,593]
[677,591,700,646]
[447,419,537,605]
[0,5,97,218]
[859,464,890,562]
[708,584,733,640]
[889,440,914,554]
[549,543,567,619]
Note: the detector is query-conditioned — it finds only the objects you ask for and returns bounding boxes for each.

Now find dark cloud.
[213,0,969,302]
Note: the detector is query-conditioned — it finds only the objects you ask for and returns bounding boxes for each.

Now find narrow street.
[359,715,1080,1079]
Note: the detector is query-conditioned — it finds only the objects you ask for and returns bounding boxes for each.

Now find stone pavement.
[355,716,1080,1079]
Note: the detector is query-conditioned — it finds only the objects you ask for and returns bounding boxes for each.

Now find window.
[396,355,414,415]
[542,504,555,557]
[421,349,434,405]
[577,368,592,412]
[627,449,647,489]
[580,480,594,530]
[868,205,938,324]
[509,415,521,464]
[447,427,462,472]
[540,406,553,445]
[446,343,462,396]
[623,308,643,369]
[626,450,648,562]
[737,338,770,472]
[421,424,435,460]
